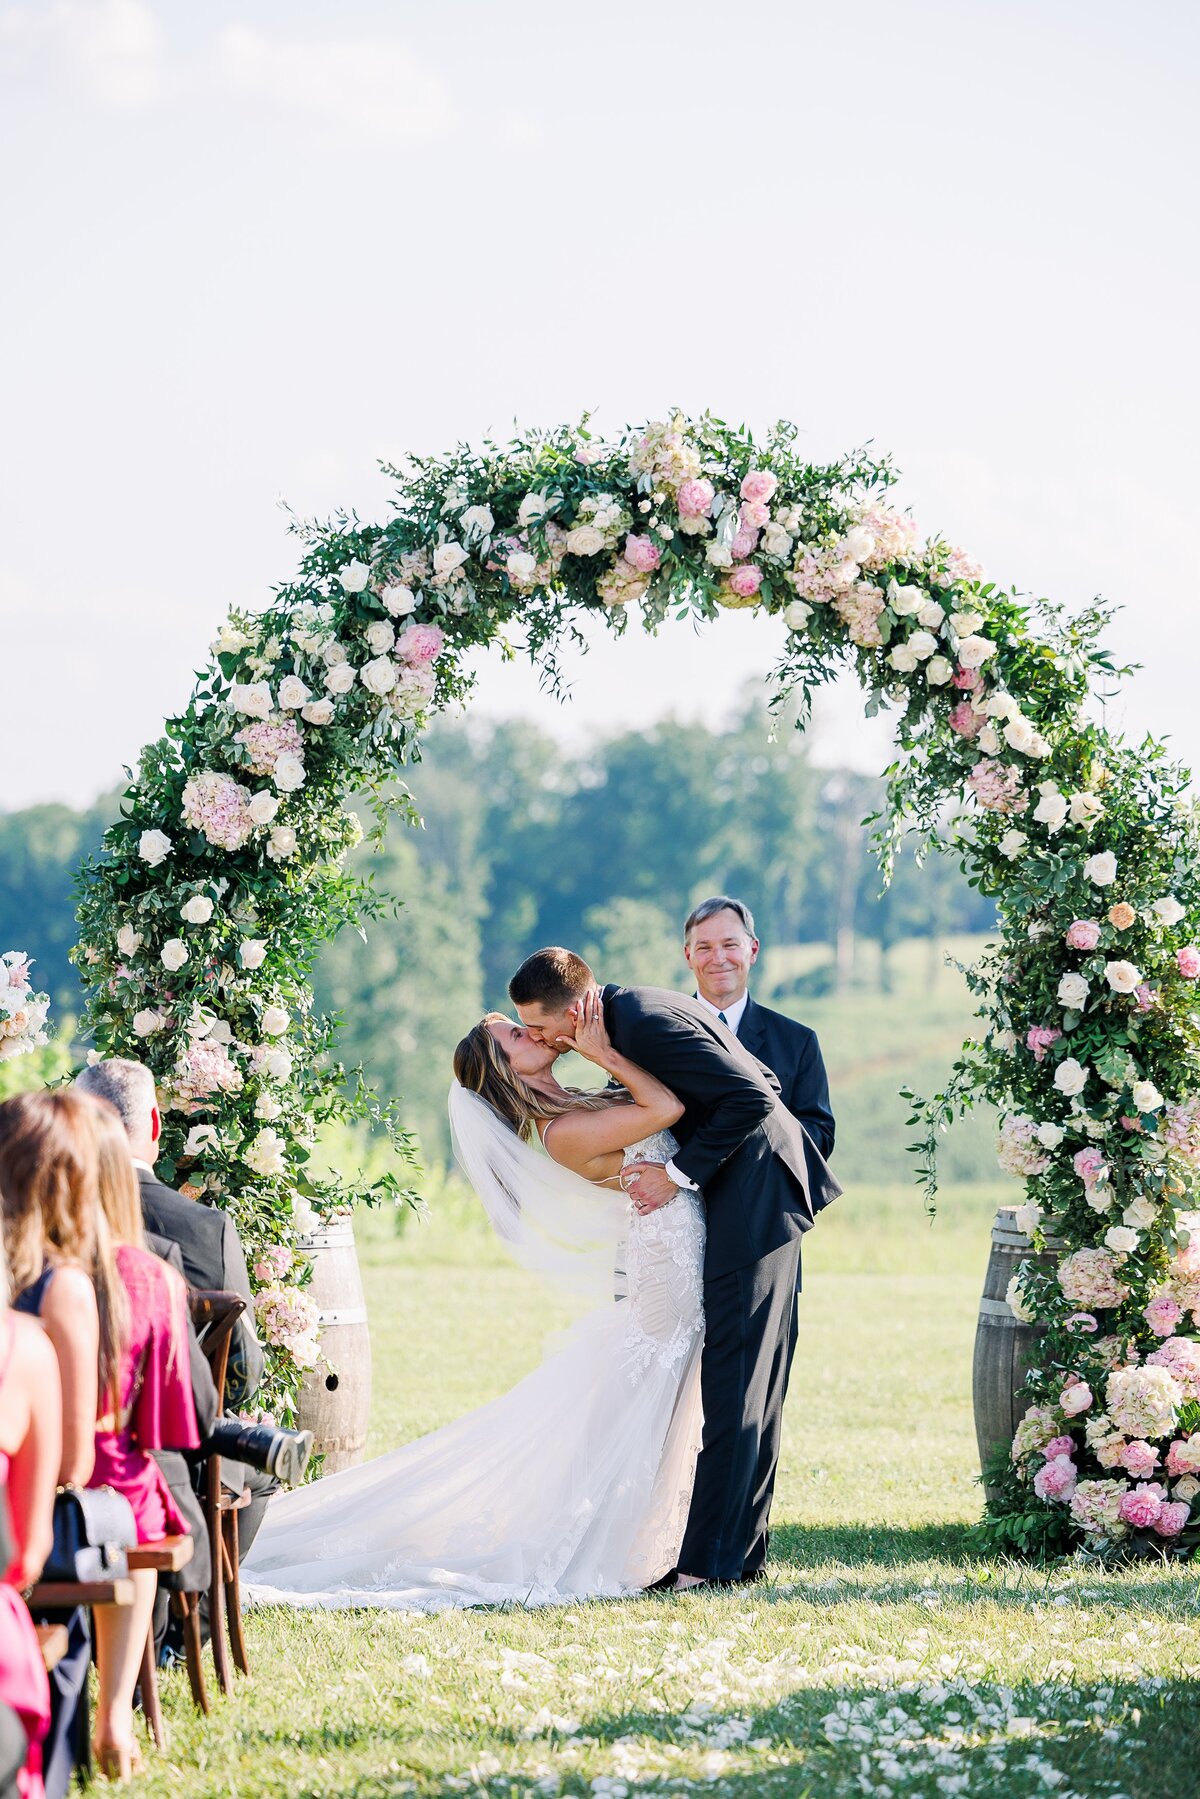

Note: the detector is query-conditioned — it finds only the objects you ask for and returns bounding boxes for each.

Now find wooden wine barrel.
[294,1215,372,1474]
[972,1205,1059,1502]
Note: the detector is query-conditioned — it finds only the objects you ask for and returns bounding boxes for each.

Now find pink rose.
[1153,1499,1190,1537]
[740,500,771,529]
[730,526,760,560]
[1166,1438,1200,1477]
[1060,1379,1093,1416]
[1118,1440,1159,1478]
[676,478,715,519]
[1027,1025,1063,1063]
[952,668,981,690]
[1073,1146,1108,1187]
[1043,1434,1075,1460]
[1145,1295,1184,1337]
[621,534,661,573]
[1118,1482,1167,1529]
[1177,947,1200,978]
[727,566,764,599]
[396,623,445,666]
[1065,919,1102,951]
[739,469,778,505]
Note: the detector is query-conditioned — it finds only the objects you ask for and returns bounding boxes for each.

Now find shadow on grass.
[768,1520,977,1568]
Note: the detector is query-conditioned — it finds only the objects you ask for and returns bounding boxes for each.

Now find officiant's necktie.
[718,1011,728,1025]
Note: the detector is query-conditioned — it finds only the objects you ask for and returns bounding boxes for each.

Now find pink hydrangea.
[1145,1294,1184,1337]
[1135,984,1157,1012]
[996,1114,1050,1178]
[172,1037,243,1104]
[181,771,255,851]
[236,717,303,777]
[932,545,985,587]
[1178,946,1200,978]
[949,700,984,740]
[832,582,886,648]
[1153,1499,1190,1537]
[1163,1098,1200,1162]
[727,566,763,600]
[1011,1404,1061,1467]
[967,759,1028,815]
[252,1244,295,1283]
[1118,1440,1159,1478]
[952,667,982,691]
[1065,919,1102,950]
[1070,1478,1128,1536]
[1033,1455,1077,1501]
[848,503,921,568]
[1058,1247,1129,1310]
[1146,1336,1200,1401]
[395,623,446,666]
[621,534,661,573]
[676,478,715,519]
[1118,1481,1167,1529]
[739,469,778,505]
[1027,1025,1062,1063]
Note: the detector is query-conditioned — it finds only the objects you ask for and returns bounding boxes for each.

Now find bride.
[242,990,705,1610]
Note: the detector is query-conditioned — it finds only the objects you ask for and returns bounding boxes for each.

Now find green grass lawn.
[138,1182,1200,1798]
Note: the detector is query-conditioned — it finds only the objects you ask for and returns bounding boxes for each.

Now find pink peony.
[1060,1379,1093,1417]
[676,478,715,519]
[1118,1481,1167,1529]
[1043,1434,1075,1460]
[727,565,763,599]
[1033,1455,1077,1501]
[1177,947,1200,978]
[949,700,983,740]
[1065,919,1102,951]
[395,623,445,666]
[1118,1440,1159,1478]
[1027,1025,1063,1063]
[1145,1295,1184,1337]
[1153,1499,1190,1537]
[621,534,661,573]
[952,668,982,690]
[1165,1436,1200,1477]
[740,500,771,529]
[730,526,760,560]
[739,469,778,505]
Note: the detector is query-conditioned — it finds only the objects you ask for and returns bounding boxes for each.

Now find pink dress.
[90,1246,200,1543]
[0,1320,51,1799]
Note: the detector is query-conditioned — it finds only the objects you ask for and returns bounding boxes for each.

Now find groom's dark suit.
[601,983,841,1581]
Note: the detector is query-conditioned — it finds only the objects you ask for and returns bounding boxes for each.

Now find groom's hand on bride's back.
[622,1161,676,1213]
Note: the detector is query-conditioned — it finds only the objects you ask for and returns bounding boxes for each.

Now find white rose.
[762,524,793,558]
[132,1008,166,1037]
[1084,851,1118,887]
[301,699,335,726]
[323,660,357,695]
[211,622,253,656]
[1104,1225,1139,1255]
[917,599,946,630]
[361,656,398,696]
[161,938,189,972]
[181,896,214,925]
[1105,960,1142,994]
[1014,1201,1042,1235]
[277,675,310,710]
[184,1124,221,1157]
[1003,715,1038,754]
[239,939,268,970]
[977,724,1002,755]
[706,543,733,569]
[381,582,417,617]
[888,641,920,674]
[433,542,468,577]
[253,1092,283,1121]
[782,600,812,632]
[1033,790,1069,832]
[138,829,172,867]
[925,655,954,685]
[263,1045,292,1081]
[506,550,537,583]
[1152,895,1186,927]
[986,691,1018,720]
[459,504,494,539]
[116,925,142,957]
[248,790,280,826]
[841,525,876,564]
[1069,791,1104,826]
[956,634,997,669]
[517,491,551,525]
[1132,1080,1164,1113]
[1057,972,1091,1009]
[951,610,986,636]
[1036,1122,1066,1149]
[338,560,370,592]
[1175,1475,1200,1502]
[261,1005,289,1037]
[678,515,710,536]
[887,582,924,617]
[1123,1195,1159,1231]
[228,680,273,719]
[999,829,1028,860]
[206,1018,232,1044]
[565,525,606,556]
[243,1127,286,1178]
[907,630,939,661]
[1006,1275,1035,1323]
[321,640,347,665]
[267,826,297,861]
[273,752,306,793]
[1054,1058,1089,1096]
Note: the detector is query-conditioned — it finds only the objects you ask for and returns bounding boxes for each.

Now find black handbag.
[43,1485,137,1584]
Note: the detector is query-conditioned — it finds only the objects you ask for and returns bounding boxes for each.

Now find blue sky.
[1,0,1197,805]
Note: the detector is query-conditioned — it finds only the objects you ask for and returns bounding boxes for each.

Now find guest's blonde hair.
[90,1097,148,1252]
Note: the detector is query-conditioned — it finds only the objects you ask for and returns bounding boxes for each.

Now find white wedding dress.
[242,1090,705,1611]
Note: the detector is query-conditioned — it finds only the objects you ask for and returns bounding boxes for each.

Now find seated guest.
[0,1092,108,1798]
[0,1261,61,1799]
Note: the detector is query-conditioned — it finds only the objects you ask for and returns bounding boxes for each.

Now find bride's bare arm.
[541,989,683,1182]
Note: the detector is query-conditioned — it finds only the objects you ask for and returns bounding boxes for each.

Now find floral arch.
[74,414,1200,1559]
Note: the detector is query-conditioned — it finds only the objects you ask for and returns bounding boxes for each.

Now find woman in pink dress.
[0,1268,61,1799]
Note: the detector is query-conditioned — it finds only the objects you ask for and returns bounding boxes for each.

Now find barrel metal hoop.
[297,1225,357,1251]
[313,1307,369,1327]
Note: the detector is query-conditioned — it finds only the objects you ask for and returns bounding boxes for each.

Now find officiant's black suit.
[601,983,840,1582]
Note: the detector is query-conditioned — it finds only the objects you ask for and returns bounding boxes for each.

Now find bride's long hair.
[453,1013,614,1142]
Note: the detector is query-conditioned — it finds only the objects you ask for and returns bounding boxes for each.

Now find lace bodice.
[620,1131,705,1381]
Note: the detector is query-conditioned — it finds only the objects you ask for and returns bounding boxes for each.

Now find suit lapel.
[737,995,768,1059]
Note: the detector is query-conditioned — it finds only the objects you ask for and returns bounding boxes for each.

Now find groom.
[510,945,841,1588]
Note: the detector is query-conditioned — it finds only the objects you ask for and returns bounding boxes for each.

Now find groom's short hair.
[509,947,593,1009]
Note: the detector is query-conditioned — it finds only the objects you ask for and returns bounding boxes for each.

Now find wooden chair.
[171,1290,251,1711]
[128,1534,192,1749]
